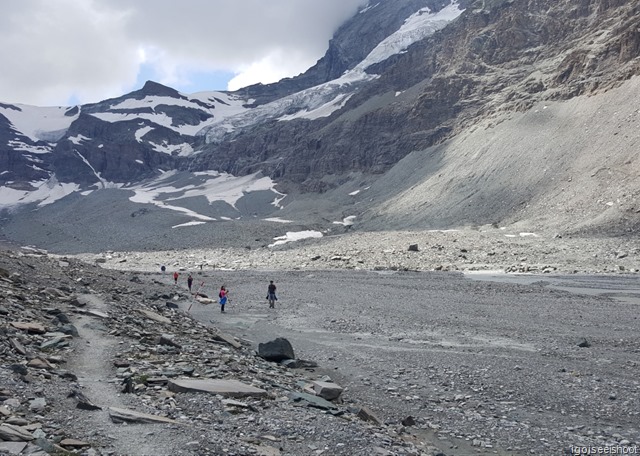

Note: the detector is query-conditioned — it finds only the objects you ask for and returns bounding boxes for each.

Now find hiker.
[267,280,277,308]
[173,271,179,285]
[160,265,166,273]
[219,286,228,313]
[187,274,193,292]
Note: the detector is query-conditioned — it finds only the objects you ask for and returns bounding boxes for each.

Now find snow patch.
[91,92,250,139]
[7,140,52,154]
[263,217,294,223]
[0,104,79,142]
[0,178,80,210]
[359,2,380,14]
[269,230,323,247]
[354,2,463,73]
[172,221,208,228]
[333,216,357,226]
[126,170,286,220]
[69,134,91,145]
[277,93,353,121]
[135,126,153,142]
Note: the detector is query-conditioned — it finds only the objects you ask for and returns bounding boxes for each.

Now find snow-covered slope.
[0,104,79,143]
[88,91,250,139]
[203,3,464,142]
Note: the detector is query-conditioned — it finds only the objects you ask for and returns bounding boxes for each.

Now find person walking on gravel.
[173,271,179,285]
[267,280,277,308]
[187,274,193,292]
[219,286,228,313]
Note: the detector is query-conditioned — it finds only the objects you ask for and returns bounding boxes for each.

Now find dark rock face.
[194,0,640,189]
[51,113,181,184]
[236,0,467,105]
[0,112,52,187]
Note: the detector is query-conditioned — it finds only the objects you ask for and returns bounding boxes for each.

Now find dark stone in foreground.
[258,337,295,362]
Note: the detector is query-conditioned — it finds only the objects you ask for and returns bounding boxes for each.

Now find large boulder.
[257,337,295,362]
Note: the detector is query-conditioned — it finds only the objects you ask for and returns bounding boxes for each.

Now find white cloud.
[0,0,367,106]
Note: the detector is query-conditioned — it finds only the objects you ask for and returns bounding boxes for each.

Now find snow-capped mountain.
[1,0,639,253]
[0,81,250,187]
[0,0,466,212]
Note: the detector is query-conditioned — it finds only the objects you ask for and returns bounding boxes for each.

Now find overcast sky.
[0,0,367,106]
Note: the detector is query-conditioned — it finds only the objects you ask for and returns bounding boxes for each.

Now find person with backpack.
[187,274,193,292]
[173,271,179,285]
[267,280,277,308]
[218,286,228,313]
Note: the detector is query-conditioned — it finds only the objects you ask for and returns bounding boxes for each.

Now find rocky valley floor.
[1,228,639,456]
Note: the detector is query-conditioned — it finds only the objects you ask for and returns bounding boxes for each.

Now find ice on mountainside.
[0,104,80,142]
[203,2,463,142]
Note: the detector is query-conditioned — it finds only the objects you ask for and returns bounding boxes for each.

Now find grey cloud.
[0,0,368,105]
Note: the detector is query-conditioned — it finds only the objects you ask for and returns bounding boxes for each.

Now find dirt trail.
[65,294,186,456]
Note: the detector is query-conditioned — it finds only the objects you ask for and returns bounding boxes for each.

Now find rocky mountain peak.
[137,80,183,98]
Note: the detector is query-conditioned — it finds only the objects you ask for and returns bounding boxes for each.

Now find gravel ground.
[178,267,640,456]
[3,227,640,456]
[60,226,640,455]
[70,227,640,275]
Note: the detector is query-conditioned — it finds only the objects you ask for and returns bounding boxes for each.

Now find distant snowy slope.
[0,104,80,142]
[88,91,250,137]
[0,169,285,221]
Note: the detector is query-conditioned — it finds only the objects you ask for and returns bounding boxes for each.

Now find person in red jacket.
[173,271,179,285]
[219,286,228,313]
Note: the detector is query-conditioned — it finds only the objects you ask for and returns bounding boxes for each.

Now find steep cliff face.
[235,0,471,105]
[194,0,640,190]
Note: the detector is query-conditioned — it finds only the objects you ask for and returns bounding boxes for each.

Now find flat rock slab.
[28,358,55,370]
[9,338,27,355]
[85,309,109,319]
[0,424,35,441]
[289,391,338,410]
[108,407,182,425]
[10,321,46,334]
[212,331,242,349]
[139,309,171,324]
[0,442,28,455]
[312,380,344,401]
[60,438,90,447]
[168,379,267,398]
